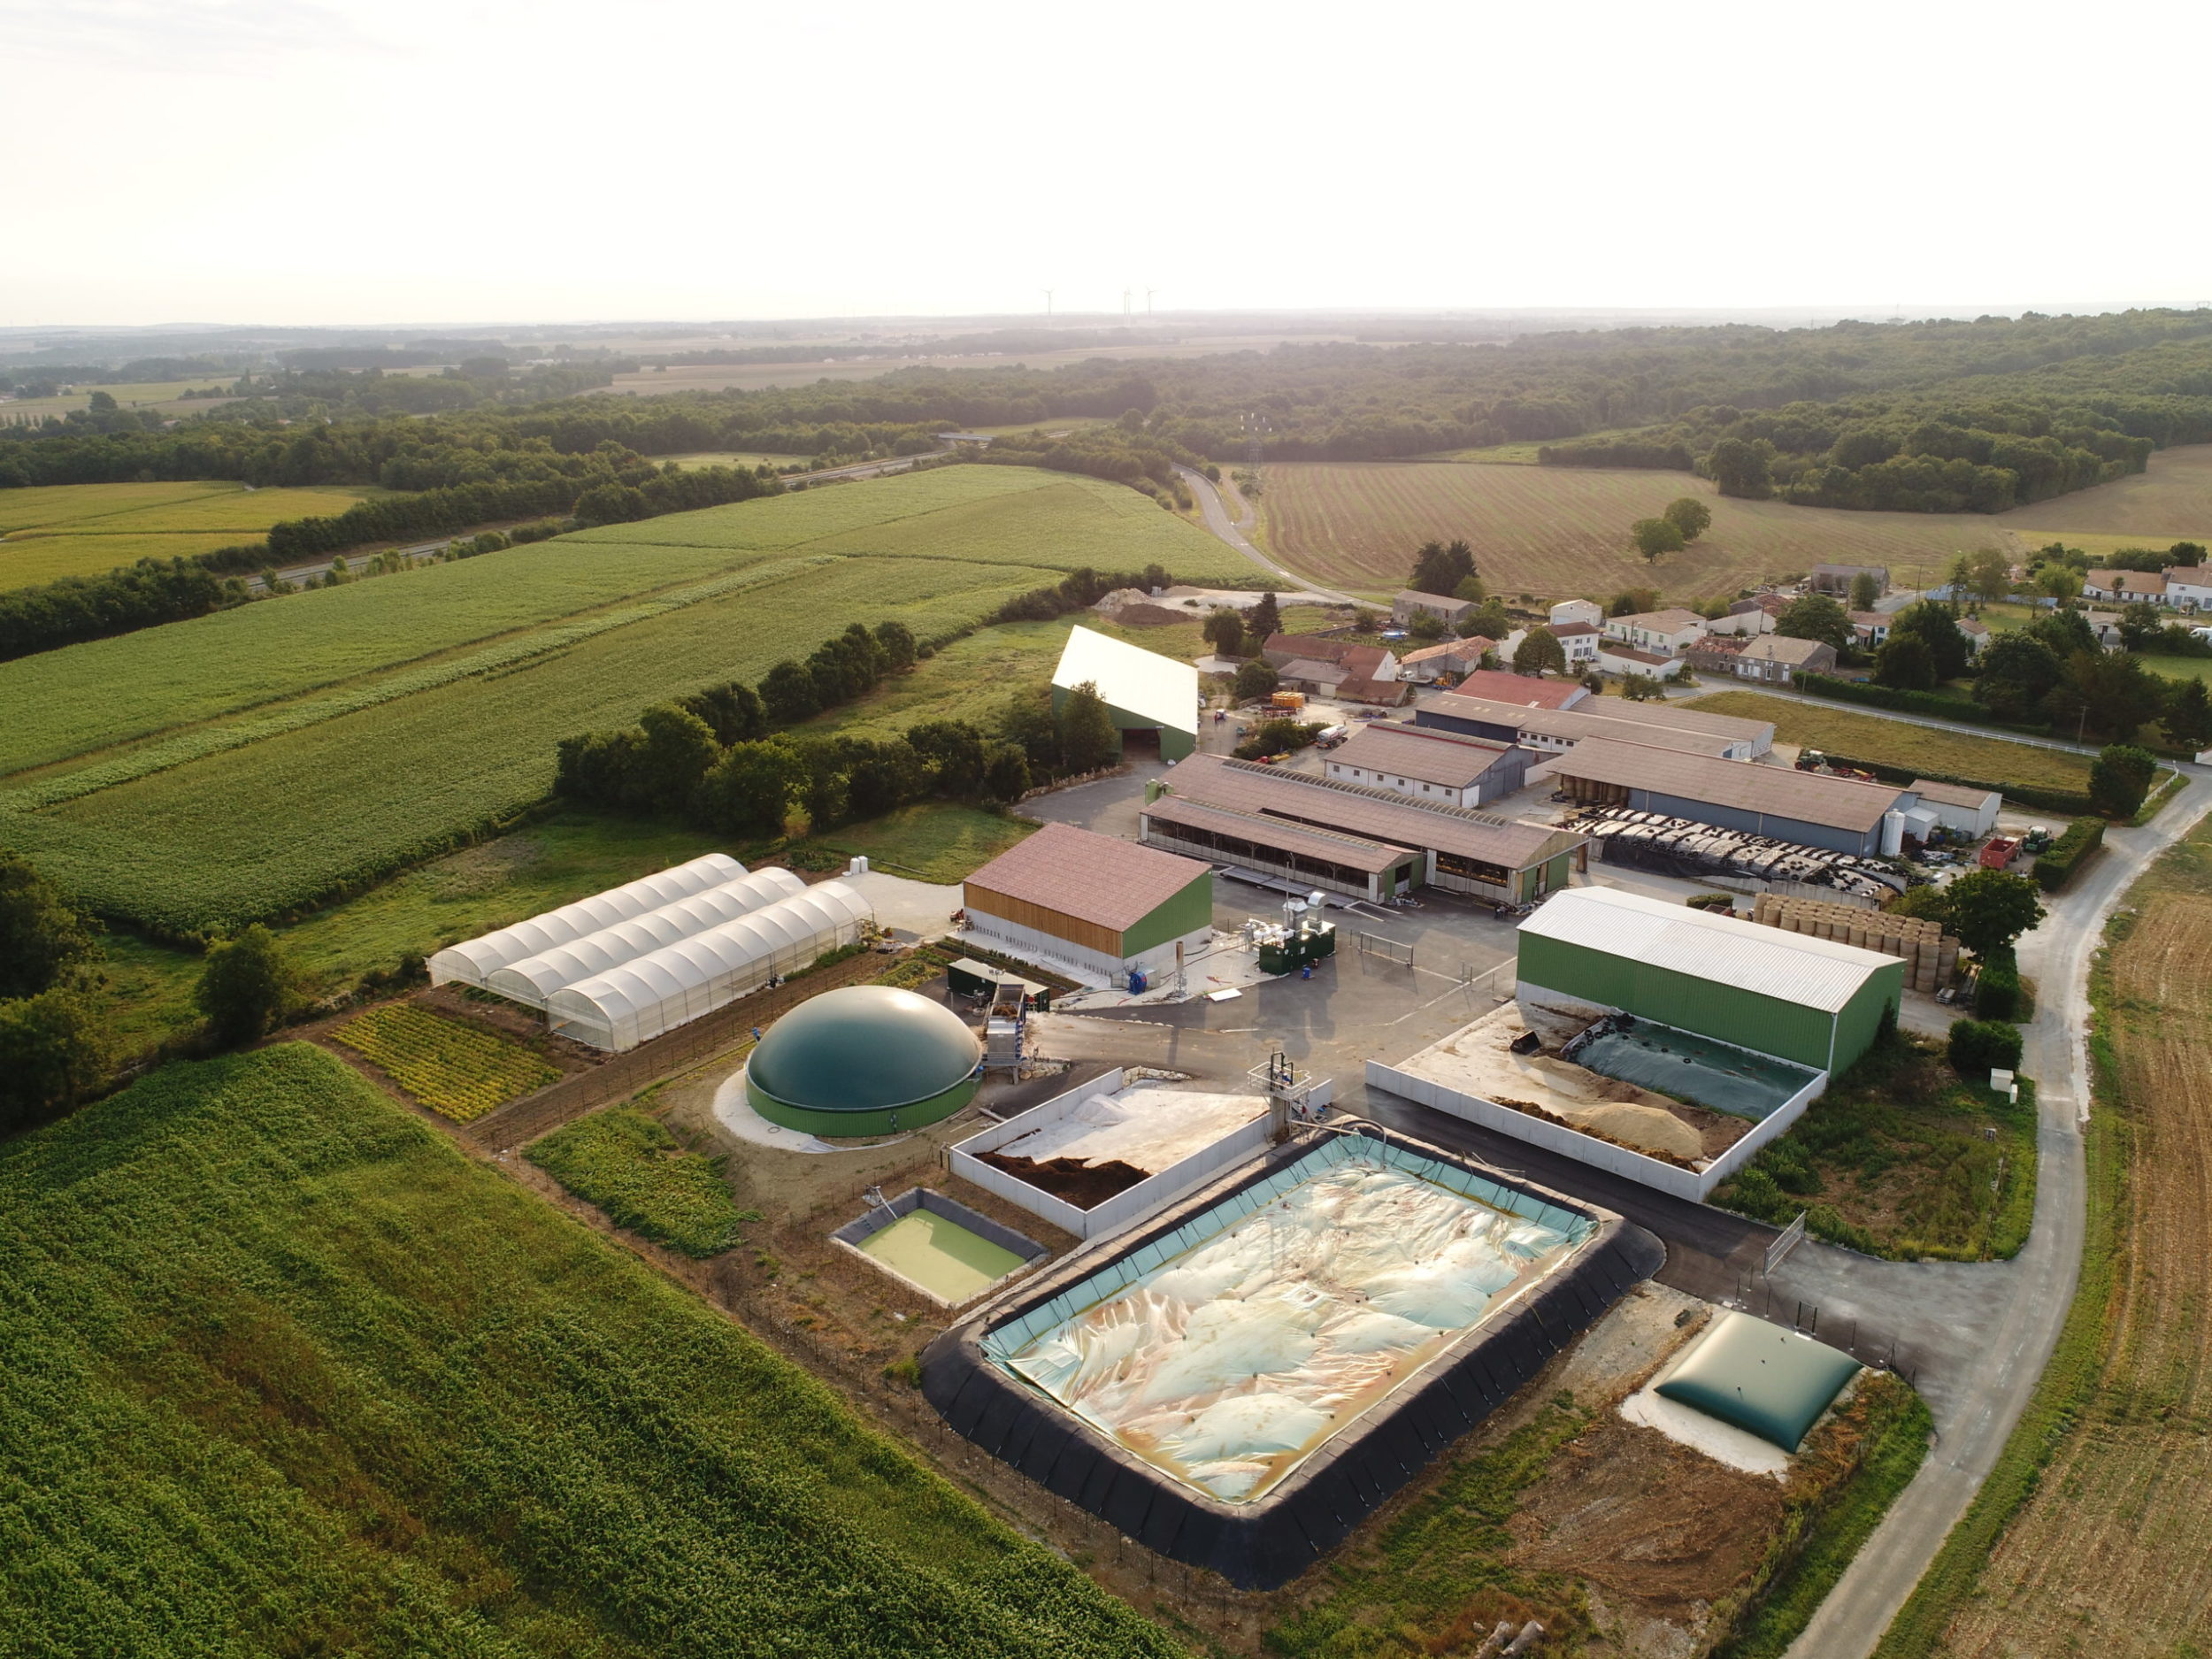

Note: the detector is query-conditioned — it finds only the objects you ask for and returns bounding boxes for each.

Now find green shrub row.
[2032,817,2105,889]
[1948,1018,2023,1077]
[1791,672,2047,734]
[1974,947,2023,1021]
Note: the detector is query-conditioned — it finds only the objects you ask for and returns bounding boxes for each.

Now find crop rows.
[0,1042,1180,1656]
[6,557,1048,933]
[0,537,788,779]
[1257,462,1994,600]
[6,558,830,808]
[573,465,1256,580]
[526,1106,752,1255]
[332,1002,559,1120]
[0,483,375,591]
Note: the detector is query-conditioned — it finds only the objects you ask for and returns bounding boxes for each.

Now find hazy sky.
[4,0,2206,327]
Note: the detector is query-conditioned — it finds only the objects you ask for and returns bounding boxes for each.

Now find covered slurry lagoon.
[922,1126,1662,1588]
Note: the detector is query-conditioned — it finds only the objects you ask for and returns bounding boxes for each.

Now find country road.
[1174,465,1363,603]
[1786,766,2212,1656]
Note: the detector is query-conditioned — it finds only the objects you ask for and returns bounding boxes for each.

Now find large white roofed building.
[1052,626,1200,762]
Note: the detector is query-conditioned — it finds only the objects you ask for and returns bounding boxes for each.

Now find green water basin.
[859,1210,1027,1302]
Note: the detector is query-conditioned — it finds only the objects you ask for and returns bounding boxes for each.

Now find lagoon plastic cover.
[1655,1310,1861,1452]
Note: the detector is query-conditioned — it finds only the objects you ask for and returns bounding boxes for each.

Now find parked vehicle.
[1978,836,2022,869]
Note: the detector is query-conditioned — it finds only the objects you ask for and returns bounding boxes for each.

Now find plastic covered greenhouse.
[547,880,875,1051]
[484,867,808,1010]
[426,854,743,987]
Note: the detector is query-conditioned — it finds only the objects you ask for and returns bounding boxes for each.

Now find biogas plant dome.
[745,986,983,1136]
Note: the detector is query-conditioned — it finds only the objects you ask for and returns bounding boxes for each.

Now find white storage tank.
[1880,811,1906,858]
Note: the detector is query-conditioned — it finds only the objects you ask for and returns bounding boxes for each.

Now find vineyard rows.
[331,1003,559,1120]
[1257,462,1998,600]
[0,1043,1179,1657]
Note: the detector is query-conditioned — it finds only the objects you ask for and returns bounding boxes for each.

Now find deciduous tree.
[1849,571,1883,612]
[0,852,97,1002]
[2162,676,2212,751]
[1705,437,1774,499]
[1202,607,1247,657]
[196,925,296,1048]
[1233,658,1279,703]
[1942,869,2046,955]
[1872,635,1937,690]
[1662,497,1711,542]
[1777,593,1853,651]
[2088,743,2159,818]
[1631,518,1685,562]
[1513,627,1566,677]
[1056,680,1120,773]
[694,739,806,839]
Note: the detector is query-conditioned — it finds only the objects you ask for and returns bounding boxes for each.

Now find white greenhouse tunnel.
[426,853,744,987]
[483,867,809,1010]
[548,880,876,1052]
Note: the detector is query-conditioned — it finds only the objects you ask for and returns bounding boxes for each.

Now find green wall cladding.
[1118,872,1217,957]
[1517,932,1901,1072]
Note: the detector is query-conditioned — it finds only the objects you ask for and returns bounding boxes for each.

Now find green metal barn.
[1515,887,1903,1074]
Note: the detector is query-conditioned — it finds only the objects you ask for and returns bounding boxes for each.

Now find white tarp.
[426,854,742,987]
[1005,1159,1575,1503]
[989,1085,1265,1176]
[546,880,873,1051]
[484,867,807,1009]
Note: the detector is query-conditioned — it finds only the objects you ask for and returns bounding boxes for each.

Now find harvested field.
[1255,463,1999,602]
[0,480,374,589]
[1929,818,2212,1655]
[1681,691,2098,797]
[1996,442,2212,542]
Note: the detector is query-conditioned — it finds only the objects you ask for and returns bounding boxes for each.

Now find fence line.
[1763,1209,1809,1275]
[1356,932,1414,967]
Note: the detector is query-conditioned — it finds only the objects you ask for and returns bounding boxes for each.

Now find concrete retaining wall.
[1363,1057,1825,1203]
[949,1068,1329,1241]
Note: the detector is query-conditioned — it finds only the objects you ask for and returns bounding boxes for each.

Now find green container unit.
[1259,918,1336,976]
[1516,932,1902,1074]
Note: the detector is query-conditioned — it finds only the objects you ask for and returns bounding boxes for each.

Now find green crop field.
[1995,441,2212,542]
[0,1043,1178,1657]
[0,379,223,417]
[1682,691,2097,796]
[0,481,374,589]
[0,466,1248,934]
[331,1003,559,1120]
[1255,462,2003,602]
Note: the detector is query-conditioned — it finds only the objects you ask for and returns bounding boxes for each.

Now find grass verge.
[1711,1038,2038,1261]
[526,1104,757,1256]
[1681,690,2097,797]
[1717,1373,1932,1658]
[1870,921,2132,1653]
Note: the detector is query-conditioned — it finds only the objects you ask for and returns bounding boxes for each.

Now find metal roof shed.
[426,854,744,987]
[1052,626,1200,761]
[1515,887,1904,1072]
[1548,738,1909,855]
[963,822,1214,985]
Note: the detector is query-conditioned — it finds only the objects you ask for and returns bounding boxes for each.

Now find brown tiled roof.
[1159,754,1583,869]
[1264,632,1356,664]
[1601,645,1671,666]
[1551,622,1600,638]
[1688,634,1746,656]
[1450,669,1586,709]
[1394,588,1473,613]
[1551,739,1904,832]
[1330,723,1517,789]
[1335,673,1406,705]
[964,821,1209,932]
